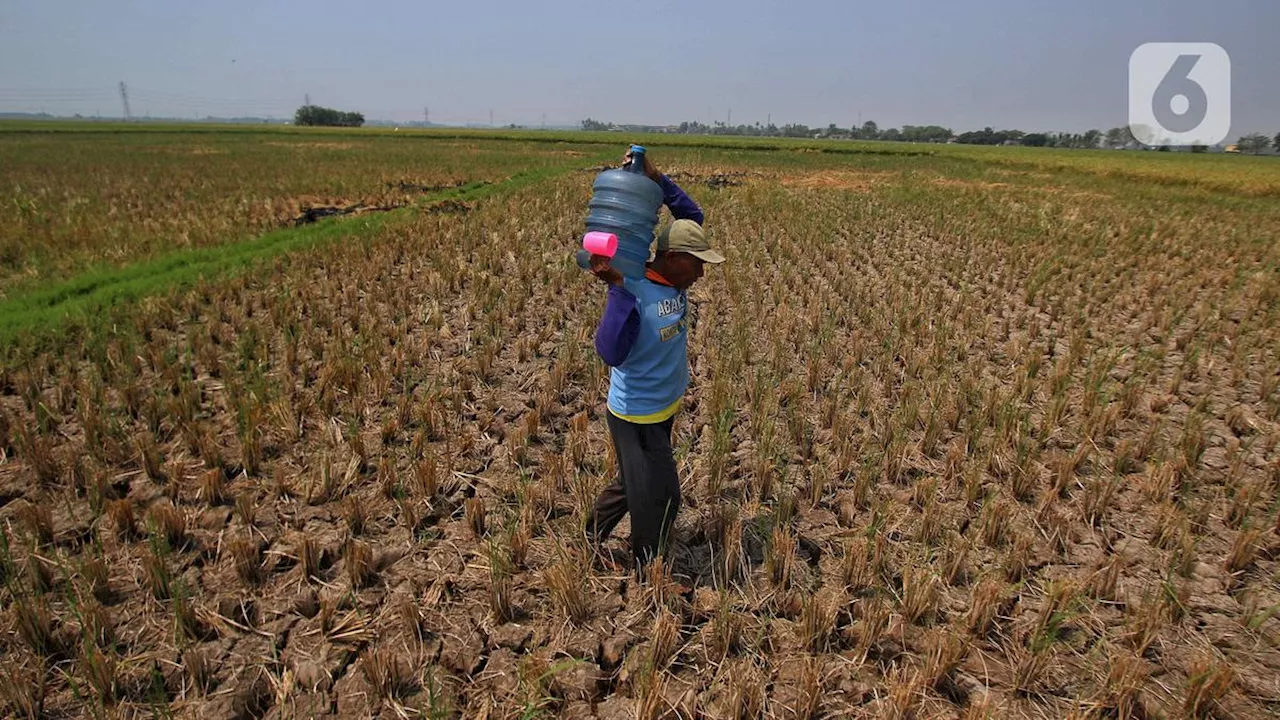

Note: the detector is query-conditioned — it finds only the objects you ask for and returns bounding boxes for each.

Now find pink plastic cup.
[582,231,618,257]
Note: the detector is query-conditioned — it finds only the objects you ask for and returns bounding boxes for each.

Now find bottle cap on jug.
[582,231,618,257]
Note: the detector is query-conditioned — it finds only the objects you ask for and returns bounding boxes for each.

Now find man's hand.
[589,254,623,287]
[623,147,661,182]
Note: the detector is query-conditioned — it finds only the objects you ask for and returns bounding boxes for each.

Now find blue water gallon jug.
[575,145,663,280]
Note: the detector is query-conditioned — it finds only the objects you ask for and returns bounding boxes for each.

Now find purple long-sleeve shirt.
[594,174,702,366]
[657,174,704,226]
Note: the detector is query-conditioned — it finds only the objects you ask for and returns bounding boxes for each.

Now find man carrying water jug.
[585,147,725,574]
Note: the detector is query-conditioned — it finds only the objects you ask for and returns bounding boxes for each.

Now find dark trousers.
[587,412,681,567]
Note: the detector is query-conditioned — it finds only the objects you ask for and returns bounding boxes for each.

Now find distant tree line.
[295,105,365,128]
[583,117,1280,153]
[1235,133,1273,155]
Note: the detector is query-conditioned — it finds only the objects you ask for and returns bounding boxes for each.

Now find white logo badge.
[1129,43,1230,147]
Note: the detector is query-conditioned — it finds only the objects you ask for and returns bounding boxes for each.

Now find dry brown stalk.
[710,592,741,658]
[465,497,486,539]
[945,442,967,485]
[1226,481,1260,530]
[1224,527,1261,580]
[396,594,426,644]
[184,648,213,695]
[344,539,376,589]
[378,463,400,500]
[858,596,890,652]
[544,555,590,625]
[16,426,60,487]
[1004,531,1035,582]
[1152,502,1188,550]
[78,642,118,706]
[1011,644,1052,696]
[636,670,668,720]
[82,556,111,603]
[147,502,187,548]
[727,663,764,720]
[1113,437,1139,476]
[344,494,369,536]
[980,497,1011,547]
[967,576,1005,636]
[766,525,796,588]
[1174,531,1198,579]
[923,628,967,690]
[885,665,923,719]
[944,537,972,586]
[234,491,258,528]
[794,658,823,720]
[297,534,322,583]
[799,589,838,652]
[19,502,54,547]
[361,648,416,701]
[136,431,166,484]
[1053,444,1090,498]
[15,598,57,658]
[719,510,744,583]
[195,423,225,471]
[919,497,944,546]
[842,537,871,592]
[173,586,205,640]
[141,546,171,599]
[1081,474,1121,528]
[198,468,227,506]
[489,568,513,623]
[650,609,680,670]
[1182,657,1233,718]
[271,465,296,499]
[1096,650,1150,719]
[960,694,996,720]
[1089,553,1123,602]
[964,468,985,506]
[229,538,264,586]
[901,566,940,625]
[107,499,137,540]
[911,476,937,509]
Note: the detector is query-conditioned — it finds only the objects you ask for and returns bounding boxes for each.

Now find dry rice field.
[0,126,1278,719]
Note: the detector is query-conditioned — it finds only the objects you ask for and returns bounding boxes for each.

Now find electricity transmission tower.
[119,82,132,121]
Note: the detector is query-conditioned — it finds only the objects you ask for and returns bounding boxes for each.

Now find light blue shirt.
[606,275,689,420]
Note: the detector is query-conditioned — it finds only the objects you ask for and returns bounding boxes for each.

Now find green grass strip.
[0,165,573,347]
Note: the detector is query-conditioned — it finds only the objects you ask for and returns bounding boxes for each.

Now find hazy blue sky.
[1,0,1276,135]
